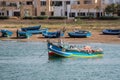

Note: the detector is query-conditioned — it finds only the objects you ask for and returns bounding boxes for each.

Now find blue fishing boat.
[42,31,64,38]
[1,30,13,37]
[68,30,92,38]
[21,25,48,34]
[42,27,66,38]
[102,29,120,35]
[26,28,48,34]
[16,30,32,38]
[21,25,41,31]
[47,41,103,58]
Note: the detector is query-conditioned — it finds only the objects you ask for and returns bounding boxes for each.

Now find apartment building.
[36,0,103,18]
[0,0,35,17]
[102,0,120,4]
[0,0,118,18]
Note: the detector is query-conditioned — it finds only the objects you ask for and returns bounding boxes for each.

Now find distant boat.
[47,41,103,58]
[102,29,120,35]
[1,30,13,37]
[21,25,48,34]
[16,30,32,38]
[42,31,64,38]
[68,30,92,38]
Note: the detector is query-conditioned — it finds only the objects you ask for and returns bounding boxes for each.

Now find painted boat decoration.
[102,29,120,35]
[21,25,48,34]
[47,41,103,58]
[42,31,64,38]
[1,30,13,37]
[16,30,32,38]
[68,30,92,38]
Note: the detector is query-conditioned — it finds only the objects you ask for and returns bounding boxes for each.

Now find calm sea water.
[0,40,120,80]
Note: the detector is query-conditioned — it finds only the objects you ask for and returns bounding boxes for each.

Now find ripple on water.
[0,41,120,80]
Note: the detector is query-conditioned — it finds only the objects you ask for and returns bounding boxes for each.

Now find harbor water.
[0,41,120,80]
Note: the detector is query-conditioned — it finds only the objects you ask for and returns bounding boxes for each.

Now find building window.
[9,3,17,7]
[84,0,92,4]
[19,2,25,5]
[102,0,105,4]
[7,11,9,16]
[51,12,54,16]
[87,12,94,16]
[0,12,4,16]
[1,1,6,6]
[51,1,62,6]
[65,11,67,16]
[77,1,80,4]
[77,12,80,16]
[41,12,45,15]
[66,1,70,5]
[69,12,75,17]
[2,13,4,16]
[41,1,46,6]
[78,12,86,16]
[24,9,30,16]
[14,11,20,17]
[26,1,32,5]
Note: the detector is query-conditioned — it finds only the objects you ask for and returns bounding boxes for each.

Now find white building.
[36,0,103,18]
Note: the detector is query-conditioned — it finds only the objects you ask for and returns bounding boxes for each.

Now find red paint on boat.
[48,52,55,56]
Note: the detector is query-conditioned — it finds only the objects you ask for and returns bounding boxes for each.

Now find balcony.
[71,1,97,9]
[0,6,17,10]
[0,2,33,10]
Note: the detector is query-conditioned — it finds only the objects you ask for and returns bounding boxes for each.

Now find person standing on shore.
[58,38,64,47]
[16,29,19,38]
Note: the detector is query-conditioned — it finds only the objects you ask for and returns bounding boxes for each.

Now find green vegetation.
[0,16,9,19]
[23,16,67,20]
[33,16,48,20]
[75,16,94,19]
[48,16,67,20]
[23,16,33,19]
[105,3,120,16]
[98,16,120,20]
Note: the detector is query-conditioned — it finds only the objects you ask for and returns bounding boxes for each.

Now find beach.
[0,28,120,43]
[0,19,120,43]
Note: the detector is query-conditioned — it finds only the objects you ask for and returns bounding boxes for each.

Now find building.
[0,0,119,18]
[0,0,35,17]
[36,0,103,18]
[102,0,120,4]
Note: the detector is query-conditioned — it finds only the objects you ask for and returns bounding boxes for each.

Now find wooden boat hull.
[102,29,120,35]
[26,28,48,34]
[21,25,48,34]
[68,31,91,38]
[47,42,103,58]
[43,31,64,38]
[16,31,32,38]
[1,30,13,37]
[21,25,41,31]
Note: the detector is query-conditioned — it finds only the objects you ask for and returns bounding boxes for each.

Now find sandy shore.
[0,28,120,43]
